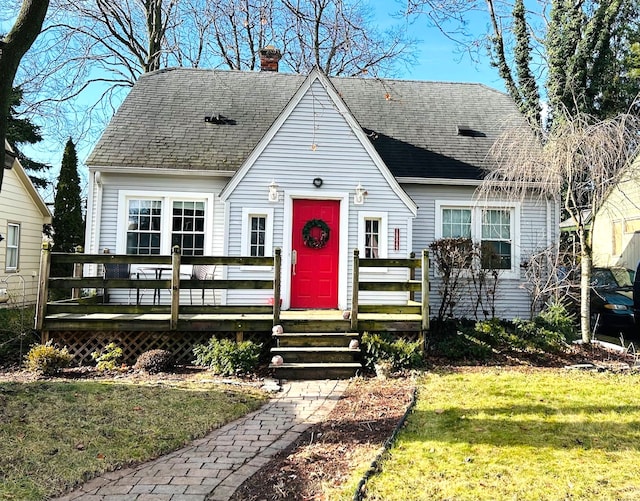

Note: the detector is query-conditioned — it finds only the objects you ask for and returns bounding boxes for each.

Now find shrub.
[134,349,174,373]
[24,342,73,375]
[361,332,423,372]
[91,342,123,371]
[0,306,39,366]
[192,337,262,376]
[536,300,576,341]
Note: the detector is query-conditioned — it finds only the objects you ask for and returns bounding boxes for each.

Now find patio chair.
[103,263,132,303]
[190,264,216,305]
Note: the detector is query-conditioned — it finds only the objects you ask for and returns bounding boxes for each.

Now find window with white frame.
[481,209,512,269]
[250,215,267,257]
[358,212,388,259]
[436,202,519,275]
[122,194,211,255]
[241,208,274,258]
[127,199,162,254]
[6,222,20,271]
[171,201,205,256]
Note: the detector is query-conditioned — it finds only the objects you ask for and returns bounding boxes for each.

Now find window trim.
[5,222,20,272]
[117,191,214,256]
[241,207,274,270]
[357,211,388,273]
[435,200,521,279]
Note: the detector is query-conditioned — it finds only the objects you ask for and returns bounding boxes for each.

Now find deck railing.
[35,244,429,334]
[36,244,282,330]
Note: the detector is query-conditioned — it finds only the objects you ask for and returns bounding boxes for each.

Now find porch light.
[354,182,367,205]
[268,180,279,202]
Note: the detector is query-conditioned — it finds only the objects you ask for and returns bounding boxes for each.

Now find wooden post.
[35,242,51,334]
[351,249,359,331]
[170,245,181,330]
[72,245,84,300]
[421,249,430,335]
[273,247,281,325]
[409,251,416,302]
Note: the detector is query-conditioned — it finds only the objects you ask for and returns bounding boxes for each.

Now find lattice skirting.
[47,331,270,366]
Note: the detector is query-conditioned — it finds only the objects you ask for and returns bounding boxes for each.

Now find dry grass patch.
[0,377,267,500]
[363,368,640,501]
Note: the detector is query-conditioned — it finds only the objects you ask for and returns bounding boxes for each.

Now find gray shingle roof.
[87,68,525,180]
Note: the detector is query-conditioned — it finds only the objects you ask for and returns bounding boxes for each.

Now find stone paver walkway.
[54,379,348,501]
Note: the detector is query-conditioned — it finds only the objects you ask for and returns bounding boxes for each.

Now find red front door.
[291,199,340,309]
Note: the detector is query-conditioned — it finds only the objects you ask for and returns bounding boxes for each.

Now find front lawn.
[0,376,267,500]
[362,368,640,501]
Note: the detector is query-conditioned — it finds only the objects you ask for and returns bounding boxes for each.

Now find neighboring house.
[592,156,640,272]
[1,142,52,306]
[84,58,558,319]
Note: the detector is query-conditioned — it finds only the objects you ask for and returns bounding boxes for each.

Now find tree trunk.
[0,0,49,191]
[580,252,592,343]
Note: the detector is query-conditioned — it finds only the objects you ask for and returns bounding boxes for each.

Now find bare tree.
[280,0,414,76]
[478,109,640,342]
[0,0,49,191]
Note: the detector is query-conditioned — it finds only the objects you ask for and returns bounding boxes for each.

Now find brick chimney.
[259,46,282,72]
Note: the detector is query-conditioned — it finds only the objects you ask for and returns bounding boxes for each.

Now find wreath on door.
[302,219,330,249]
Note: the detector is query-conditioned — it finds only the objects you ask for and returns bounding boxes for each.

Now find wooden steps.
[269,330,362,380]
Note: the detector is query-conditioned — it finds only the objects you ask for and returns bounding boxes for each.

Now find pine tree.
[513,0,540,128]
[6,87,50,189]
[52,138,84,256]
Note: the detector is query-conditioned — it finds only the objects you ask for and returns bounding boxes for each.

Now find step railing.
[350,249,429,333]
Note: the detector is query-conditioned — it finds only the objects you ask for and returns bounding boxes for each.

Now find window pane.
[250,215,266,257]
[171,200,206,256]
[127,200,162,255]
[443,209,471,238]
[481,241,512,269]
[364,218,380,258]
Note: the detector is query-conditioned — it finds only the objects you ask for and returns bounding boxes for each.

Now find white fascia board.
[87,166,236,178]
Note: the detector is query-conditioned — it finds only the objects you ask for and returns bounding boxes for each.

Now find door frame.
[282,189,350,310]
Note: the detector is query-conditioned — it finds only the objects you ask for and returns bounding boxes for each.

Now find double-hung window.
[481,209,512,269]
[436,201,520,277]
[121,193,212,255]
[5,222,20,271]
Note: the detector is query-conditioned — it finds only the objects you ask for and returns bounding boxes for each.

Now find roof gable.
[219,69,417,214]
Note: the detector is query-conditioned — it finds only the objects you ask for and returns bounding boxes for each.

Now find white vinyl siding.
[0,162,50,306]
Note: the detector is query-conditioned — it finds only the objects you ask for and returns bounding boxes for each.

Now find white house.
[84,59,558,320]
[1,142,52,306]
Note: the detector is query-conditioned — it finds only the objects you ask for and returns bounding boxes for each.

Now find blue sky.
[371,1,503,89]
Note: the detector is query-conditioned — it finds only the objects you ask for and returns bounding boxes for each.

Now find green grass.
[362,368,640,501]
[0,378,267,500]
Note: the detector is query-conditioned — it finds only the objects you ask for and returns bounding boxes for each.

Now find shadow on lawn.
[406,404,640,451]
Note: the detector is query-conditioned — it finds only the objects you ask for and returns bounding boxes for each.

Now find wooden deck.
[36,245,428,370]
[41,308,424,334]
